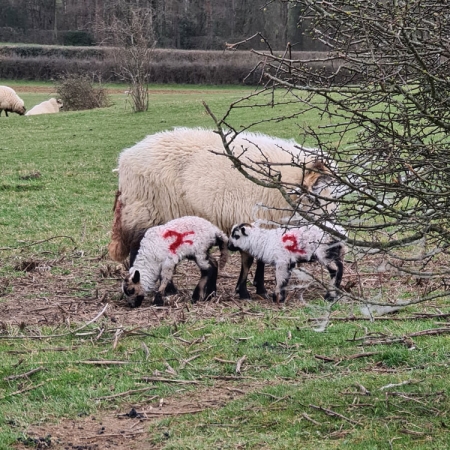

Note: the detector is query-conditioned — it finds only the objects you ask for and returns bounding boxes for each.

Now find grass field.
[0,81,449,450]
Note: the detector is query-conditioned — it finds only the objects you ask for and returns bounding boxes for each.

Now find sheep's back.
[118,128,318,234]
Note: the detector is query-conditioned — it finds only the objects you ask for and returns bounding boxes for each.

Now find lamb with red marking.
[228,222,346,303]
[123,216,228,307]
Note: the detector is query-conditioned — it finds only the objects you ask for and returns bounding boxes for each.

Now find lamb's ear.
[132,270,140,284]
[241,225,248,236]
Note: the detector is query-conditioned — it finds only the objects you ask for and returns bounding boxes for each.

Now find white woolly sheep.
[109,127,336,300]
[0,86,26,116]
[122,216,229,307]
[25,98,63,116]
[228,222,346,303]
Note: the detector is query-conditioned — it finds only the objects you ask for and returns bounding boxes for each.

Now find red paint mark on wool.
[282,234,306,254]
[163,230,195,254]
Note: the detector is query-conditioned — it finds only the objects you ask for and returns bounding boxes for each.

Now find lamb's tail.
[108,190,130,262]
[216,232,229,270]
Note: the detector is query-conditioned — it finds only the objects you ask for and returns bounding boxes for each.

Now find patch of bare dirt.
[14,380,268,450]
[0,250,338,329]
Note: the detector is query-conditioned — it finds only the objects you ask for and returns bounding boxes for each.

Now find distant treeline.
[0,0,325,52]
[0,46,341,85]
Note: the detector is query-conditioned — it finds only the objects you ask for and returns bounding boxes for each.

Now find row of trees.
[0,0,322,50]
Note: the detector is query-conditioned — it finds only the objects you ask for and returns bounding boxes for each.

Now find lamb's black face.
[228,223,251,251]
[122,269,146,308]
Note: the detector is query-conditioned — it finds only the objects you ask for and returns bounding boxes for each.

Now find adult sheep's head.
[228,223,253,252]
[122,269,145,307]
[16,104,26,115]
[290,160,338,216]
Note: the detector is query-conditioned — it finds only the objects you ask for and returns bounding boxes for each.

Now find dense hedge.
[0,45,343,85]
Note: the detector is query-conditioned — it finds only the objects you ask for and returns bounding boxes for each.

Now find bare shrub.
[211,1,450,308]
[55,74,110,111]
[96,1,156,112]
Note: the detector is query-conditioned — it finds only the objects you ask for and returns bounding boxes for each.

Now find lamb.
[109,127,336,300]
[0,86,26,116]
[25,98,63,116]
[122,216,229,307]
[228,222,346,303]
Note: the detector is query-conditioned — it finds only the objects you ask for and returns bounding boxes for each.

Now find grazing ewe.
[109,128,336,299]
[228,222,346,303]
[25,98,63,116]
[122,216,228,307]
[0,86,26,116]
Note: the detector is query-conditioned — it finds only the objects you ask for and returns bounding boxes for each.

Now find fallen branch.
[4,366,45,381]
[135,408,206,416]
[313,313,450,322]
[81,431,145,440]
[0,382,45,400]
[315,352,381,363]
[409,327,450,337]
[0,235,76,251]
[179,354,201,369]
[301,412,323,426]
[236,355,247,374]
[309,404,360,425]
[379,380,419,391]
[96,387,157,400]
[79,360,130,365]
[141,377,200,385]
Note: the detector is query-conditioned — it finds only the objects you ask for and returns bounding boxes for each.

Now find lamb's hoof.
[153,293,164,306]
[324,293,339,302]
[272,293,285,304]
[164,281,178,295]
[236,287,252,300]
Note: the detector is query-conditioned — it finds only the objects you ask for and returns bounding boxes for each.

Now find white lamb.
[122,216,229,307]
[109,127,337,300]
[25,98,63,116]
[0,86,26,116]
[228,222,346,303]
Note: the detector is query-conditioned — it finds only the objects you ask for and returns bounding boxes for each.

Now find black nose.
[227,242,239,252]
[128,295,144,308]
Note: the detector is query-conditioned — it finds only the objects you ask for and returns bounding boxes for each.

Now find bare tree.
[97,1,156,112]
[209,0,450,307]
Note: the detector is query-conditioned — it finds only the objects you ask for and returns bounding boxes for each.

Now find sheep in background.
[25,98,63,116]
[0,86,26,116]
[122,216,229,307]
[228,222,346,304]
[109,127,337,300]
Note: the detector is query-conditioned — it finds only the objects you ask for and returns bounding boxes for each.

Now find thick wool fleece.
[229,222,345,267]
[130,216,228,294]
[26,98,62,116]
[0,86,26,116]
[228,221,346,301]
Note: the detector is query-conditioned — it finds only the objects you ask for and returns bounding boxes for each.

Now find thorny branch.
[207,0,450,306]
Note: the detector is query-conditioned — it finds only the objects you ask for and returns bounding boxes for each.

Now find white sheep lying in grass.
[122,216,229,307]
[228,222,346,303]
[25,98,63,116]
[0,86,26,116]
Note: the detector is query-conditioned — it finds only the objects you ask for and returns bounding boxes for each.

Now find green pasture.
[0,82,449,449]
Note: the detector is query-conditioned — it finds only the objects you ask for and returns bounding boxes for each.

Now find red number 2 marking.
[163,230,195,254]
[282,234,306,254]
